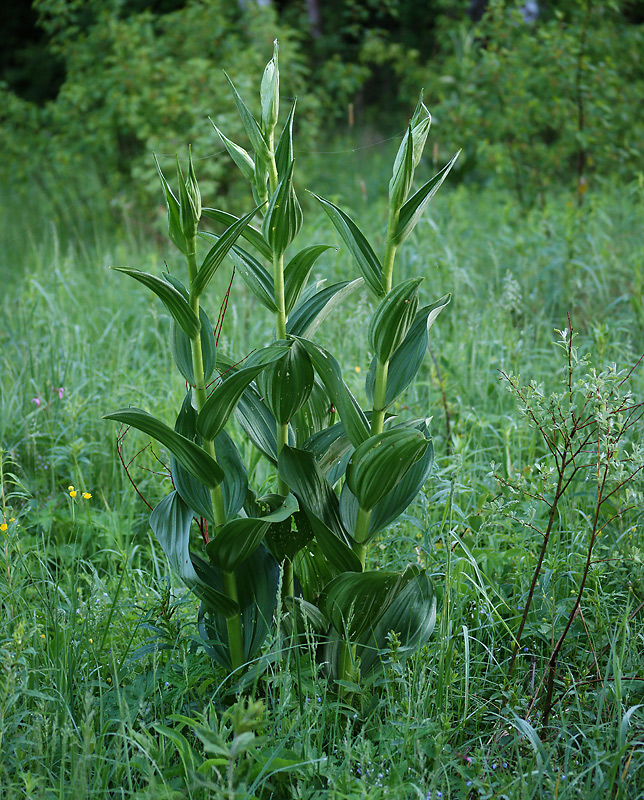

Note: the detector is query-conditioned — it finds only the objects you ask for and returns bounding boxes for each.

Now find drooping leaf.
[149,492,236,616]
[296,338,369,447]
[321,570,405,639]
[309,193,384,297]
[286,278,364,339]
[301,509,362,575]
[193,205,263,298]
[235,385,295,465]
[201,208,271,260]
[345,427,428,510]
[104,407,223,488]
[393,152,460,245]
[196,346,288,440]
[198,545,279,668]
[224,71,271,165]
[365,295,451,407]
[284,244,334,314]
[154,154,187,254]
[368,278,422,363]
[206,493,298,572]
[111,268,200,339]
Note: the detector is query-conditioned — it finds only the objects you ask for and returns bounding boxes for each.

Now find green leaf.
[150,492,236,616]
[278,445,350,544]
[341,425,434,539]
[409,93,432,170]
[230,243,277,312]
[104,407,224,488]
[197,346,288,440]
[345,428,429,510]
[302,509,362,574]
[284,244,333,314]
[210,121,255,183]
[275,98,296,180]
[111,268,200,339]
[287,278,364,339]
[206,493,298,572]
[261,161,302,258]
[235,384,295,465]
[201,208,271,260]
[193,205,263,298]
[310,193,384,297]
[293,539,338,604]
[389,123,415,210]
[164,273,217,385]
[198,545,279,667]
[358,571,436,675]
[176,152,200,238]
[258,339,314,424]
[214,431,248,519]
[154,154,187,254]
[265,506,314,562]
[291,377,333,445]
[393,152,460,245]
[296,338,369,447]
[321,570,405,639]
[303,420,354,478]
[260,40,279,134]
[224,71,271,164]
[171,392,214,523]
[366,295,451,408]
[368,278,422,363]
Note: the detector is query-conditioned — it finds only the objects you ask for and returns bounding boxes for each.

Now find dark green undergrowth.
[1,166,644,798]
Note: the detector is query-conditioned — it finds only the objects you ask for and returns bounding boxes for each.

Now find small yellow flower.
[355,366,361,373]
[68,485,75,491]
[9,518,15,522]
[69,490,77,498]
[82,492,92,500]
[107,677,112,684]
[40,634,46,640]
[89,638,93,644]
[0,524,7,532]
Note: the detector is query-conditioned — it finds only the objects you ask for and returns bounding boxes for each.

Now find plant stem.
[187,242,243,670]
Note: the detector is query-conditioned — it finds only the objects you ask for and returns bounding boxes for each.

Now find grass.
[1,155,644,798]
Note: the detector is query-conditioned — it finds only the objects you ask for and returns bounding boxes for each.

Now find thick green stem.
[282,559,294,598]
[186,241,243,669]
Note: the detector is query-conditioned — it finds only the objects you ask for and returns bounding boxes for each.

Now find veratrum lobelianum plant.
[105,42,459,681]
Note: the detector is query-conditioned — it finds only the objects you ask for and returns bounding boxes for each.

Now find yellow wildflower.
[69,490,77,498]
[68,485,75,491]
[355,366,361,373]
[82,492,92,500]
[9,518,15,522]
[40,634,46,640]
[0,523,7,532]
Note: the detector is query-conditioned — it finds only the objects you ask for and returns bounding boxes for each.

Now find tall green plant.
[106,43,458,681]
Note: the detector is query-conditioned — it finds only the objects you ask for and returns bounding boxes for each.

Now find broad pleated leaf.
[201,208,271,260]
[366,295,451,407]
[275,98,296,180]
[278,445,349,543]
[198,545,279,668]
[291,377,333,445]
[111,268,200,339]
[150,492,236,617]
[171,392,214,523]
[193,205,262,297]
[345,427,428,510]
[309,193,384,297]
[368,278,422,363]
[155,155,187,254]
[197,346,288,440]
[358,571,436,675]
[321,570,405,639]
[284,244,333,314]
[293,539,337,605]
[296,339,369,447]
[214,430,248,519]
[301,509,362,575]
[164,273,216,384]
[235,385,295,464]
[206,493,298,572]
[303,420,354,478]
[210,121,255,182]
[230,243,277,312]
[104,407,224,488]
[286,278,364,339]
[265,507,314,562]
[261,161,302,258]
[224,72,271,164]
[258,339,314,424]
[393,151,460,245]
